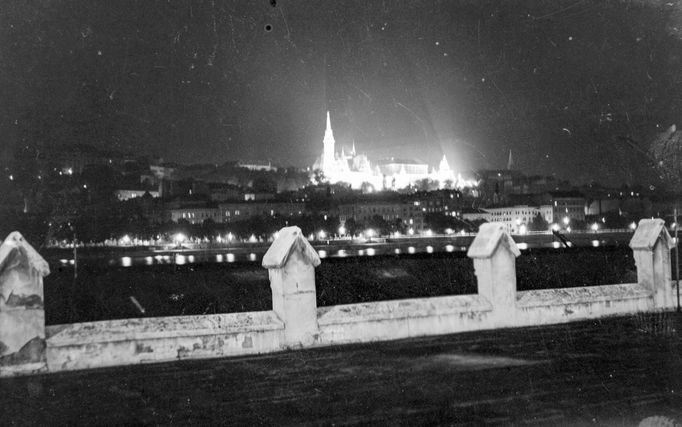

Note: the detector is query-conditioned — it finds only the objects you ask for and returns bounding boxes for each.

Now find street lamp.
[173,233,186,246]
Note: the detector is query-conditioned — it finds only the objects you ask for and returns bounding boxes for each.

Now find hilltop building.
[313,111,475,191]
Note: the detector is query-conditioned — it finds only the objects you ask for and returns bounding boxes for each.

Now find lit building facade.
[462,204,553,234]
[313,111,475,191]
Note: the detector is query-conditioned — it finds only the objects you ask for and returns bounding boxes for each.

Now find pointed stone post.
[630,219,676,309]
[263,226,321,348]
[0,232,50,376]
[467,223,521,325]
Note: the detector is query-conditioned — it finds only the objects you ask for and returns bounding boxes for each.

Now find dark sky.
[2,0,682,185]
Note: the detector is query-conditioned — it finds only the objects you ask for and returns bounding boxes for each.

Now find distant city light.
[8,175,13,181]
[338,226,346,236]
[425,229,433,237]
[519,224,527,235]
[551,223,560,232]
[445,228,453,235]
[273,232,280,240]
[563,216,570,225]
[566,226,572,233]
[249,234,257,243]
[366,229,375,238]
[591,223,599,231]
[173,233,186,244]
[120,235,131,245]
[629,222,637,230]
[408,228,415,235]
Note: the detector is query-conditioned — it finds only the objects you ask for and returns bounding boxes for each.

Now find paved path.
[3,313,682,425]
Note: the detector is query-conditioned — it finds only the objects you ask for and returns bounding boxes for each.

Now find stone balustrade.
[0,220,677,375]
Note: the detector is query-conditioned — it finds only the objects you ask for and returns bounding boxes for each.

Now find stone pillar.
[263,226,321,348]
[467,223,520,325]
[630,219,676,309]
[0,232,50,376]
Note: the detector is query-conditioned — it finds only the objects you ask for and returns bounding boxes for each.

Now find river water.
[46,231,635,269]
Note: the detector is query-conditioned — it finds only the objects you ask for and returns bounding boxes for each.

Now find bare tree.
[649,124,682,189]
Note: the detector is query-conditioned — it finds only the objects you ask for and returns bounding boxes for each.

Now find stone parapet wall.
[2,220,678,375]
[46,311,285,372]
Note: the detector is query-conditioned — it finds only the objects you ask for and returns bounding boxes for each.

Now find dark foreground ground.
[3,313,682,426]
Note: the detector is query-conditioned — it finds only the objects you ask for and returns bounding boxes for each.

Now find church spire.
[322,111,336,176]
[507,149,514,170]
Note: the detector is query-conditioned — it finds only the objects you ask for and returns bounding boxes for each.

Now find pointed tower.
[439,154,451,173]
[351,140,356,156]
[507,149,514,170]
[322,111,336,177]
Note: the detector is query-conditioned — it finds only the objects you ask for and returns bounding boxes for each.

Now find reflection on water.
[67,235,628,268]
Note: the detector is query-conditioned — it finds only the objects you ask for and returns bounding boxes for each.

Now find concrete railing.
[0,219,677,376]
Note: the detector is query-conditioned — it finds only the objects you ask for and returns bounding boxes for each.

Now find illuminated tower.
[323,111,336,176]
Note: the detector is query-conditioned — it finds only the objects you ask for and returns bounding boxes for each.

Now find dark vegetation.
[44,246,641,325]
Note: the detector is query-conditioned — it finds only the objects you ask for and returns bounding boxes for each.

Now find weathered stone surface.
[467,222,520,259]
[630,219,675,251]
[317,295,492,325]
[628,219,676,309]
[262,226,321,269]
[516,283,650,308]
[46,311,283,346]
[0,337,45,366]
[265,228,321,347]
[46,311,285,371]
[0,232,49,376]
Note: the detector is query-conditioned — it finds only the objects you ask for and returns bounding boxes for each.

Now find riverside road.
[2,313,682,425]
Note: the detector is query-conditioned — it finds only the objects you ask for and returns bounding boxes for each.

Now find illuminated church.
[313,111,472,191]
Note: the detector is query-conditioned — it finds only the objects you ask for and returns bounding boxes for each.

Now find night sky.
[2,0,682,185]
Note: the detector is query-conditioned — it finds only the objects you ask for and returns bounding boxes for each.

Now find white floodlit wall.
[0,219,676,376]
